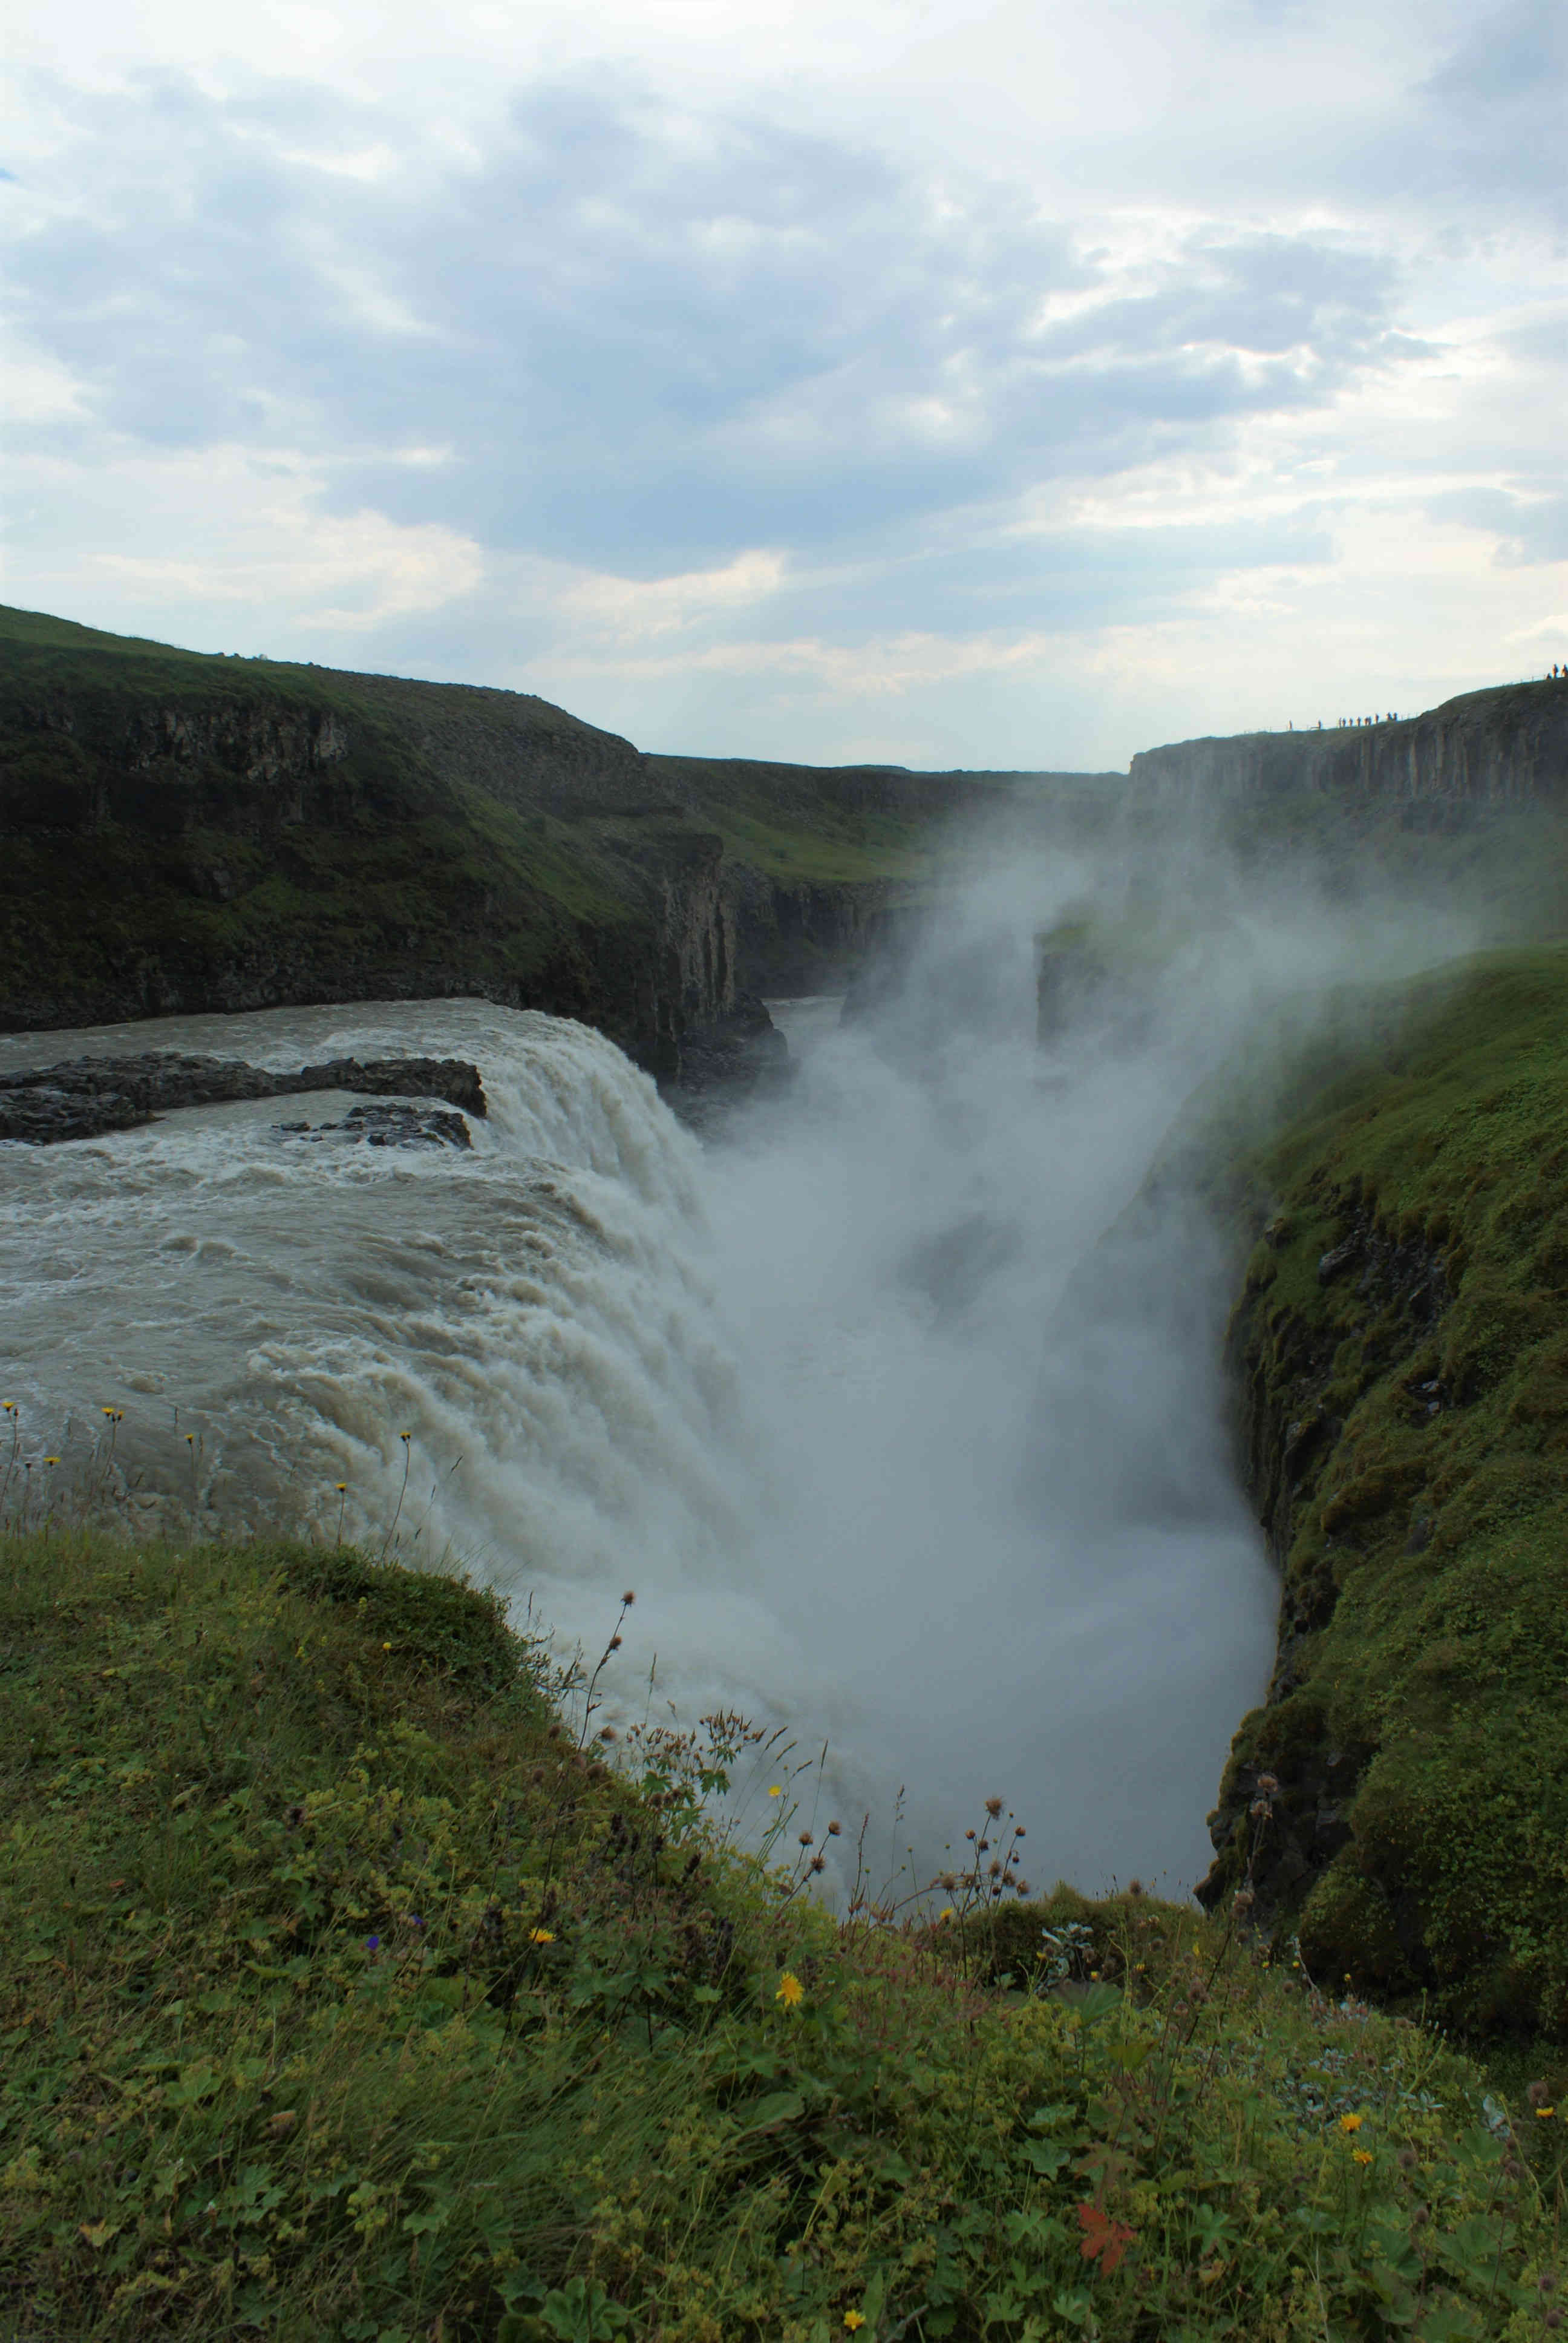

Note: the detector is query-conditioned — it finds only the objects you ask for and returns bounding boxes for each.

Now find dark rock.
[0,1051,486,1145]
[664,994,789,1133]
[1316,1234,1362,1285]
[276,1103,471,1149]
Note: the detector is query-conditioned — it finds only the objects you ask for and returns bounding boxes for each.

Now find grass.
[1202,943,1568,2044]
[2,1521,1566,2341]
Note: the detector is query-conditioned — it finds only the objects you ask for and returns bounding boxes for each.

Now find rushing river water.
[7,852,1471,1901]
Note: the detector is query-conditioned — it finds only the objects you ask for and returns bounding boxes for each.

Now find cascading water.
[0,841,1478,1902]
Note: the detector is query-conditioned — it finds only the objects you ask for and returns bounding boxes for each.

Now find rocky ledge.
[0,1052,486,1146]
[276,1103,472,1150]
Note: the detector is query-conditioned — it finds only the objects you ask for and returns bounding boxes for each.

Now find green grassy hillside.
[1204,946,1568,2043]
[2,1526,1562,2341]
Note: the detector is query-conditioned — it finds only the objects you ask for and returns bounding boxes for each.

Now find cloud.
[8,68,1419,577]
[4,24,1566,767]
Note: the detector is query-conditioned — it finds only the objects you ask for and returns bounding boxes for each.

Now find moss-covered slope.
[1206,946,1568,2040]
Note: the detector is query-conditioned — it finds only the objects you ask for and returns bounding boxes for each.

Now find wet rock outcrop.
[0,1052,486,1146]
[276,1102,472,1149]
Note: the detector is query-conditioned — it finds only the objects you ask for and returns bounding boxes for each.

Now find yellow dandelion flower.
[775,1970,805,2010]
[529,1928,555,1945]
[1339,2113,1364,2134]
[767,1784,783,1798]
[844,2316,866,2334]
[937,1907,955,1922]
[381,1642,392,1651]
[1537,2105,1557,2120]
[1351,2148,1373,2166]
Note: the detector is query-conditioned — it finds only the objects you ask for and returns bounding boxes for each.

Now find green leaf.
[1361,2260,1417,2324]
[1020,2140,1070,2178]
[1412,2305,1483,2342]
[734,2090,806,2136]
[1028,2103,1076,2131]
[538,2276,632,2341]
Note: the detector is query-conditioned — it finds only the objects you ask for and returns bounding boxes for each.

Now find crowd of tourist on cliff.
[1284,664,1566,732]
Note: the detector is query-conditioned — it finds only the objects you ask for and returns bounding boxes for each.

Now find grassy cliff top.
[1,1523,1562,2339]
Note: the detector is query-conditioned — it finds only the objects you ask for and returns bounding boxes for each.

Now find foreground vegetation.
[2,1528,1564,2341]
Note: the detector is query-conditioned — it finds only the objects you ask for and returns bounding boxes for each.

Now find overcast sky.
[5,0,1566,768]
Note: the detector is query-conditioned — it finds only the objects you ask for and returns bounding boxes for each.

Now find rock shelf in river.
[0,1051,486,1145]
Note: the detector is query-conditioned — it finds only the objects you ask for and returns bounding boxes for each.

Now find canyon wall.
[1129,678,1568,814]
[0,606,1115,1074]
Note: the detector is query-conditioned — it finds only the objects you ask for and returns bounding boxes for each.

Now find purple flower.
[365,1935,381,1952]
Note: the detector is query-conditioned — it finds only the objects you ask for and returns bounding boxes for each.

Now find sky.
[5,0,1567,770]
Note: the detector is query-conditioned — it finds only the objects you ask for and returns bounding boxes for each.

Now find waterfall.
[1,843,1478,1900]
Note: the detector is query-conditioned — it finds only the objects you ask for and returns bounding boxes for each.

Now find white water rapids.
[1,848,1476,1901]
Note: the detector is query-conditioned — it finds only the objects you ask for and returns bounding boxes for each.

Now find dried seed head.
[621,1590,636,1605]
[598,1725,617,1743]
[809,1855,825,1873]
[1541,2272,1560,2296]
[1014,1826,1026,1838]
[1256,1773,1279,1795]
[1544,2312,1563,2333]
[1249,1798,1271,1818]
[988,1859,1002,1878]
[1528,2080,1552,2109]
[984,1797,1004,1818]
[1411,2206,1429,2229]
[965,1829,976,1841]
[1397,2148,1417,2172]
[1014,1879,1030,1895]
[798,1831,814,1847]
[939,1872,958,1892]
[1232,1888,1255,1915]
[608,1635,622,1650]
[827,1820,842,1836]
[1125,1876,1143,1896]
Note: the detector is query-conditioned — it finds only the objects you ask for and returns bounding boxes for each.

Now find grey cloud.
[1411,0,1568,219]
[1427,486,1568,565]
[7,66,1422,584]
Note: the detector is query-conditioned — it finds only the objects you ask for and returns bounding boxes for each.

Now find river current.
[7,856,1468,1901]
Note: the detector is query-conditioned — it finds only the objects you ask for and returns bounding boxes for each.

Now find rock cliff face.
[1,606,1119,1075]
[0,613,742,1076]
[1129,679,1568,814]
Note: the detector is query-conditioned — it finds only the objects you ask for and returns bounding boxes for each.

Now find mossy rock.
[277,1550,528,1699]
